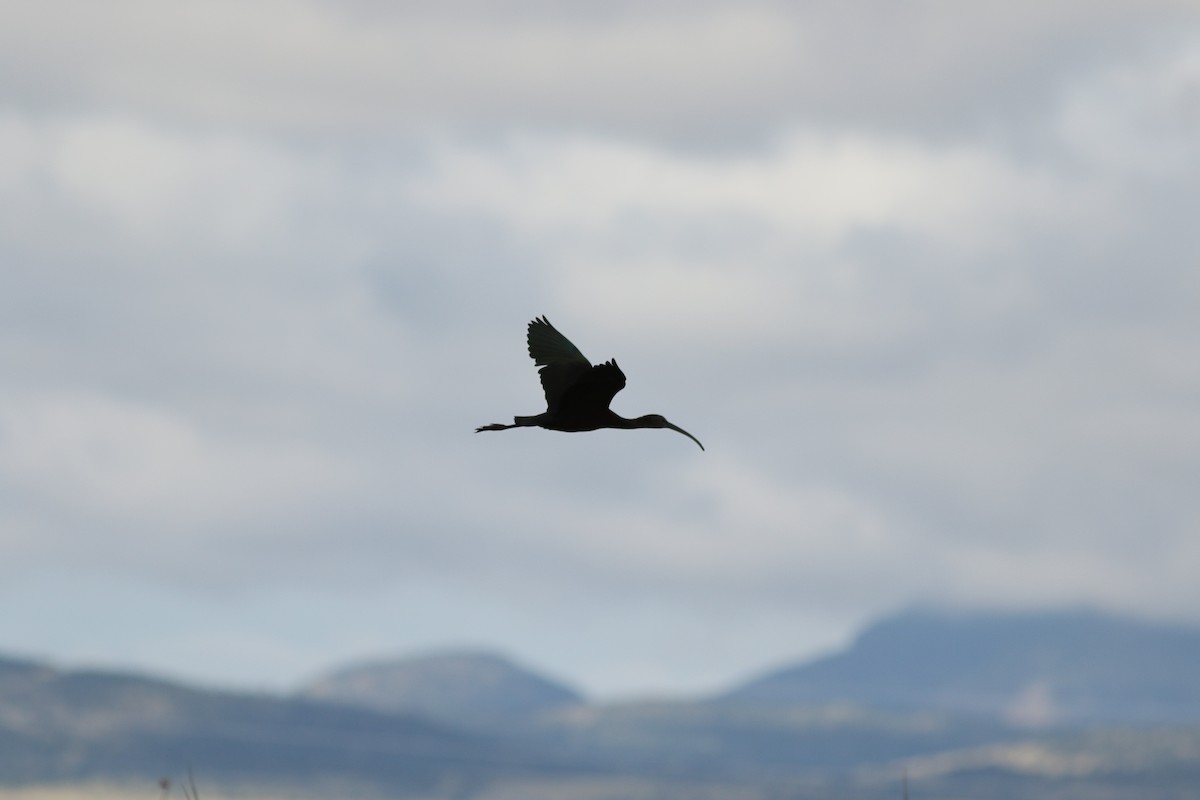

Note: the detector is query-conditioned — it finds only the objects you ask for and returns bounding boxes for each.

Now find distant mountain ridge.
[0,654,545,789]
[299,650,584,724]
[719,609,1200,724]
[3,608,1200,797]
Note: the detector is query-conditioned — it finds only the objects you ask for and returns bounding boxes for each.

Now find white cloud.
[1,0,1199,697]
[407,131,1089,249]
[2,0,1190,140]
[519,457,905,589]
[1057,39,1200,176]
[47,117,326,248]
[0,390,353,531]
[402,129,1117,361]
[0,1,798,135]
[0,112,350,259]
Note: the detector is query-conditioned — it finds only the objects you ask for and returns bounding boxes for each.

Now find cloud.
[0,2,796,137]
[1,1,1199,696]
[401,128,1118,365]
[0,389,356,564]
[1056,39,1200,176]
[2,0,1192,140]
[406,131,1093,248]
[0,111,355,260]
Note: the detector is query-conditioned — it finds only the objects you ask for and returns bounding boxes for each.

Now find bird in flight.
[476,316,705,451]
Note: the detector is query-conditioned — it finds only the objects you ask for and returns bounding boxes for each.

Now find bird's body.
[476,316,704,450]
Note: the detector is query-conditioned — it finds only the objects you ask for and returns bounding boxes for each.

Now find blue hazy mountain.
[4,609,1200,797]
[719,608,1200,724]
[0,654,550,788]
[298,650,583,723]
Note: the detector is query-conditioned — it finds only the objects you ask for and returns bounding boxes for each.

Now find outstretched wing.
[527,316,591,412]
[527,315,588,366]
[559,359,627,416]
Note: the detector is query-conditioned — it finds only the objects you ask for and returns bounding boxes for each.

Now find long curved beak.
[665,421,705,451]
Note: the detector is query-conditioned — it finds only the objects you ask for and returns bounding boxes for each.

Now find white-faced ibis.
[476,316,705,451]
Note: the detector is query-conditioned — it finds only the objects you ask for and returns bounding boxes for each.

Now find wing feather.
[527,316,588,367]
[528,316,592,412]
[558,360,626,415]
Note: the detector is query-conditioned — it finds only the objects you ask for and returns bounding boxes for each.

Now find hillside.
[720,609,1200,724]
[5,609,1200,797]
[0,655,552,791]
[298,650,582,724]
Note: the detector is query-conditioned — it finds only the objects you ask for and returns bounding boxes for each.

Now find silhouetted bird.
[476,316,705,451]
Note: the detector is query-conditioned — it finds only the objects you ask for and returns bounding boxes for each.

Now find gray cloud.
[0,1,1198,697]
[2,0,1193,142]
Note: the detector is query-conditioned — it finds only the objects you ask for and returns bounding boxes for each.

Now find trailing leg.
[475,414,545,433]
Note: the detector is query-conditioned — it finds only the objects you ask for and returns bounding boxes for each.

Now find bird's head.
[636,414,705,451]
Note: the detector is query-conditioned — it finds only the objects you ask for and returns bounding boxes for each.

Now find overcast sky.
[1,0,1199,699]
